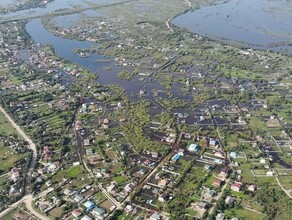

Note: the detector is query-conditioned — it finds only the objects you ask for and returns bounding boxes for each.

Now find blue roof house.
[172,153,180,162]
[83,200,96,211]
[188,144,200,152]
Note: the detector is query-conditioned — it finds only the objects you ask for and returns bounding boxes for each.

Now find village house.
[81,215,93,220]
[158,192,173,202]
[92,207,106,219]
[149,212,161,220]
[83,200,96,211]
[188,143,200,152]
[158,178,169,188]
[124,182,136,193]
[194,201,207,210]
[212,178,224,187]
[231,182,243,192]
[11,167,20,182]
[248,184,257,192]
[72,209,82,218]
[225,196,237,205]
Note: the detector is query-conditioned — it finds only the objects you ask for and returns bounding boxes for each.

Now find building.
[216,213,225,220]
[213,178,223,187]
[225,196,237,205]
[188,144,200,152]
[81,215,93,220]
[124,183,135,193]
[230,152,239,158]
[149,212,160,220]
[204,164,212,171]
[74,194,84,203]
[172,153,180,162]
[92,207,105,219]
[231,182,243,192]
[248,185,257,192]
[72,209,82,218]
[83,200,96,211]
[195,201,207,210]
[158,178,169,188]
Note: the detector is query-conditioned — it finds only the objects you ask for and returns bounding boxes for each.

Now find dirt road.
[0,106,49,220]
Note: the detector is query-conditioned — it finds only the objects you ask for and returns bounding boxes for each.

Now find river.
[173,0,292,54]
[25,19,168,99]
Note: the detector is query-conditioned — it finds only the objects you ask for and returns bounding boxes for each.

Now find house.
[45,180,52,187]
[220,167,229,179]
[214,151,225,159]
[213,178,224,187]
[9,185,17,194]
[102,118,110,129]
[188,144,200,152]
[72,209,82,218]
[83,139,90,146]
[151,152,158,158]
[158,178,169,188]
[266,171,274,176]
[171,153,180,162]
[81,215,93,220]
[64,188,76,196]
[92,207,105,219]
[230,152,239,158]
[83,200,96,211]
[74,194,84,203]
[209,139,220,148]
[248,185,257,192]
[214,158,223,164]
[126,204,133,213]
[231,182,243,192]
[216,213,225,220]
[158,192,173,202]
[11,168,20,182]
[225,196,237,205]
[195,201,207,210]
[124,183,135,193]
[204,164,212,171]
[149,212,160,220]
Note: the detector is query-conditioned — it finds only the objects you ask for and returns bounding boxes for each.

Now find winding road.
[0,106,49,220]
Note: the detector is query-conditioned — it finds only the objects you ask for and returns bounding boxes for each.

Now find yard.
[225,207,265,220]
[0,111,19,137]
[0,145,29,174]
[278,176,292,190]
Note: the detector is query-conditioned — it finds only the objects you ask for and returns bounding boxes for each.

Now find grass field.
[186,208,198,217]
[278,176,292,190]
[113,175,128,184]
[0,145,29,174]
[0,111,19,137]
[225,208,265,220]
[67,165,82,178]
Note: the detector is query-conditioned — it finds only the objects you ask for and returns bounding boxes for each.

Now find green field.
[67,165,82,178]
[0,111,19,137]
[278,176,292,190]
[225,208,265,220]
[0,145,29,174]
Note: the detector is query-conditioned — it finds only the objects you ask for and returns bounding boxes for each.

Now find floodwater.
[0,0,119,21]
[25,19,165,98]
[173,0,292,54]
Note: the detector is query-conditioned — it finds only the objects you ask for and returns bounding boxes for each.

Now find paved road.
[0,106,49,220]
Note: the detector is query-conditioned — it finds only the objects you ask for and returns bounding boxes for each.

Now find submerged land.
[0,0,291,220]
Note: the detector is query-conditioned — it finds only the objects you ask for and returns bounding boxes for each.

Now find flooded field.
[173,0,292,54]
